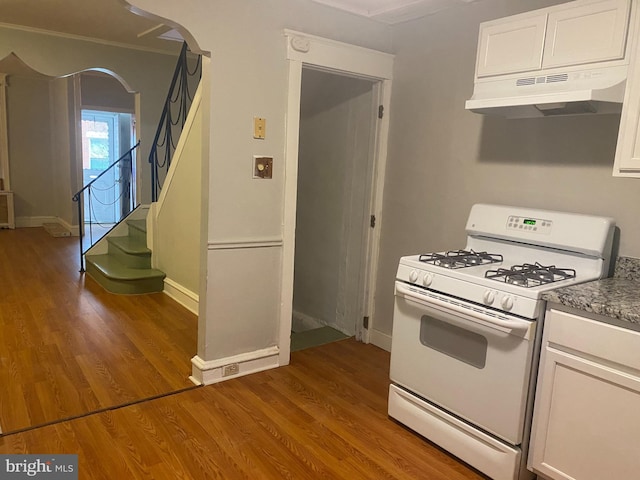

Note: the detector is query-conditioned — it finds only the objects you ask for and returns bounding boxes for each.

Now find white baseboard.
[57,217,80,236]
[190,346,280,385]
[163,277,199,315]
[15,216,58,228]
[15,216,79,236]
[370,329,392,352]
[291,310,326,332]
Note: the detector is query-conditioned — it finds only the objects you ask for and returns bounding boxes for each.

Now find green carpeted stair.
[86,218,165,295]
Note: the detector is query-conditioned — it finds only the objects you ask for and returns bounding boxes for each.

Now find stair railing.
[72,141,140,272]
[149,42,202,201]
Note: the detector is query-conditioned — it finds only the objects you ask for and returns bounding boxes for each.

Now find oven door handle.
[395,283,530,332]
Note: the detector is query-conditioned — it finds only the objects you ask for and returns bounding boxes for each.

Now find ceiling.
[0,0,181,53]
[0,0,481,76]
[310,0,481,23]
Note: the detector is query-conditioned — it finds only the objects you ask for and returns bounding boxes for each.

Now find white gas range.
[388,204,615,480]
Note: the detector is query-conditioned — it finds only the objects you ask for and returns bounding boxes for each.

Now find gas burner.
[485,262,577,288]
[419,250,503,269]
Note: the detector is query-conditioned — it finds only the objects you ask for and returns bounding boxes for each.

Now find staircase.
[73,42,201,296]
[85,217,165,295]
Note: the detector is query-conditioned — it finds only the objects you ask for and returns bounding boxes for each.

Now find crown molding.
[0,21,179,56]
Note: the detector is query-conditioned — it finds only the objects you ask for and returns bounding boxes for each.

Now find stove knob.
[409,270,419,283]
[501,295,514,311]
[483,290,496,305]
[423,273,434,287]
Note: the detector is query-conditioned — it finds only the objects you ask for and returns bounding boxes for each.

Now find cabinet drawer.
[545,308,640,371]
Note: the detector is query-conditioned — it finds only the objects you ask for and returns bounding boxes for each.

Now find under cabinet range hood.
[465,0,634,119]
[465,66,628,118]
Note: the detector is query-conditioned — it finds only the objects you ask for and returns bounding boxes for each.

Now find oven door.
[390,281,536,445]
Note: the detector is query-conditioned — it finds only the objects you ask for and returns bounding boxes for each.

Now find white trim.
[208,238,283,250]
[280,58,303,367]
[73,74,84,233]
[292,310,326,332]
[0,74,9,191]
[80,104,135,114]
[163,277,199,315]
[284,29,394,80]
[155,85,202,207]
[0,21,179,56]
[280,31,394,365]
[15,216,59,228]
[16,216,79,235]
[57,217,80,236]
[189,346,280,385]
[134,93,142,206]
[360,78,393,345]
[369,329,392,352]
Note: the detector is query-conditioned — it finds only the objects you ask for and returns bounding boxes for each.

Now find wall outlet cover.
[253,156,273,179]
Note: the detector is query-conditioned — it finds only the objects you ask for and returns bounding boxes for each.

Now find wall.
[0,25,179,204]
[373,0,640,338]
[80,73,135,112]
[294,69,374,335]
[7,75,54,222]
[49,77,76,227]
[154,90,202,305]
[127,0,392,362]
[6,69,140,228]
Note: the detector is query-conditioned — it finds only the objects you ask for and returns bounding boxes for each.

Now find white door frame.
[279,30,394,365]
[0,74,10,191]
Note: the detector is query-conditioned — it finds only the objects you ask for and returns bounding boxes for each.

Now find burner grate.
[485,262,576,288]
[419,250,503,269]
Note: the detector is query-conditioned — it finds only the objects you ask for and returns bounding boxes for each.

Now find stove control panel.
[506,215,552,235]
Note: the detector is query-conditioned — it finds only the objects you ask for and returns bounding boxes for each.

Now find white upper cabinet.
[543,0,631,69]
[476,15,547,77]
[614,0,640,177]
[475,0,632,79]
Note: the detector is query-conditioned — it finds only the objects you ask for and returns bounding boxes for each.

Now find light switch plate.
[253,117,266,139]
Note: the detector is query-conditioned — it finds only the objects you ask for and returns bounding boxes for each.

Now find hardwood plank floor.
[0,339,486,479]
[0,227,198,434]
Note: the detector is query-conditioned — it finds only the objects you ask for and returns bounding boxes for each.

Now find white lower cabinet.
[528,308,640,480]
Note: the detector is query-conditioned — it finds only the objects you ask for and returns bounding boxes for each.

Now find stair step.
[86,254,165,295]
[126,219,147,244]
[126,219,147,233]
[107,236,152,269]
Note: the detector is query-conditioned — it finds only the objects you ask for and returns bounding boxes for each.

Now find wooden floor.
[0,339,486,479]
[0,227,198,434]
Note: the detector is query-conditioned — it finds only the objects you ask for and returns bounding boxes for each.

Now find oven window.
[419,315,488,369]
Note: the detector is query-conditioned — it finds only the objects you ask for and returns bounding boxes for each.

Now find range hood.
[465,65,628,119]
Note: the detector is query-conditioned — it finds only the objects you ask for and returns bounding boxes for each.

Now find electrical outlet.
[253,156,273,179]
[223,363,240,377]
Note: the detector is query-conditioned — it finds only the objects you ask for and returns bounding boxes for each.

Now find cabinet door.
[542,0,631,69]
[476,14,547,78]
[529,309,640,479]
[614,1,640,177]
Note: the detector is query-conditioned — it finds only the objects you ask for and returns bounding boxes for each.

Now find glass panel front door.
[81,110,119,224]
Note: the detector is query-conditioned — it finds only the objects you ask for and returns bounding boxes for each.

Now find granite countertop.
[542,256,640,330]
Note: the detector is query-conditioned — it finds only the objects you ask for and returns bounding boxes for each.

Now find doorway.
[81,111,125,222]
[281,30,394,364]
[291,68,377,350]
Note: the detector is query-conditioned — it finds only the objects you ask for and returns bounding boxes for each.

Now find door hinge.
[370,214,376,228]
[378,105,384,119]
[363,316,369,329]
